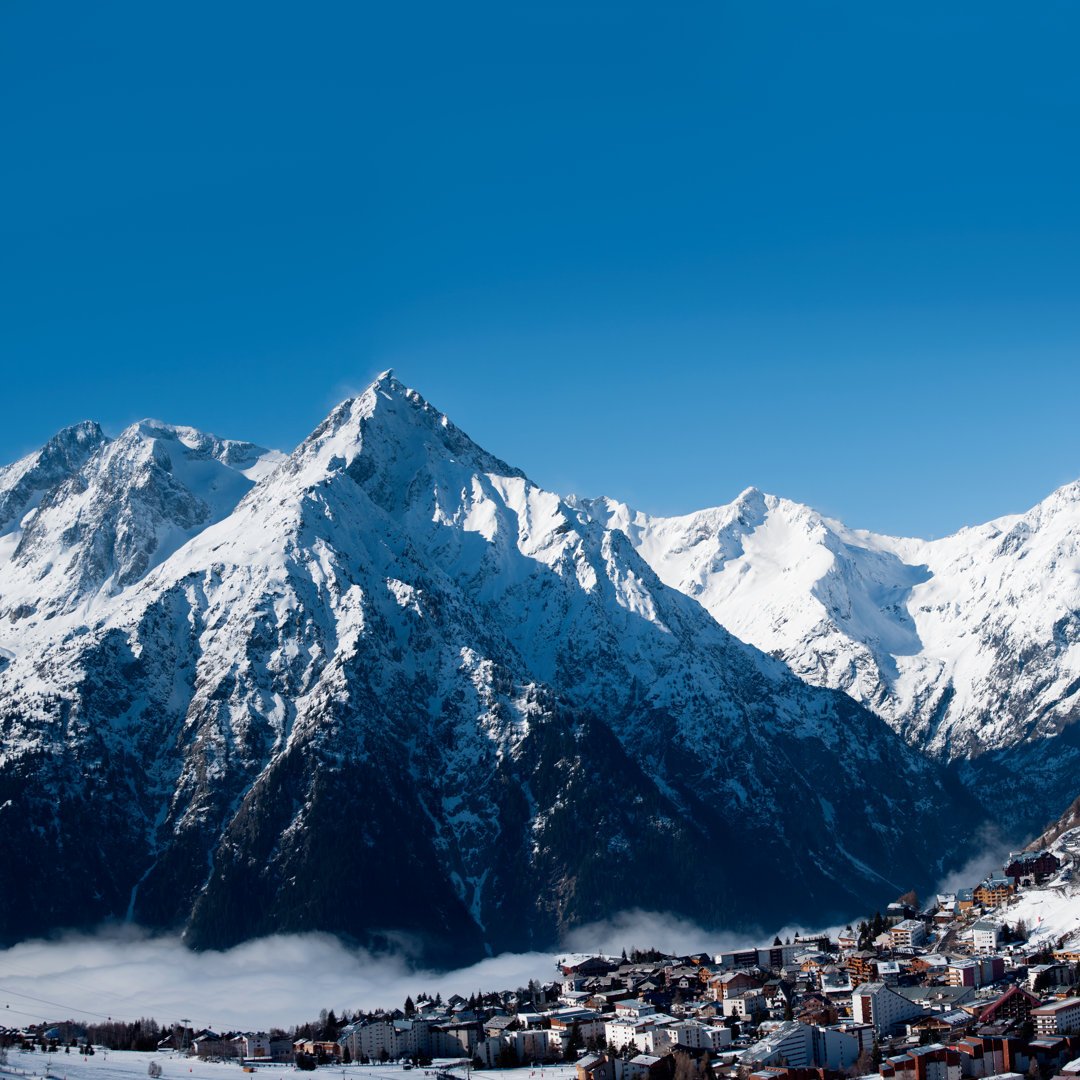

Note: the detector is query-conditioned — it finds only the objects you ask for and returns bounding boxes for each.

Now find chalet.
[836,931,857,953]
[797,993,838,1027]
[973,874,1015,909]
[909,954,951,976]
[1004,851,1060,884]
[624,1054,666,1080]
[956,889,976,912]
[576,1054,615,1080]
[907,1011,972,1040]
[714,971,764,1000]
[978,986,1042,1027]
[190,1032,228,1058]
[615,999,656,1018]
[294,1039,341,1062]
[887,902,917,925]
[664,966,701,989]
[563,957,618,978]
[818,969,854,1005]
[845,951,879,985]
[484,1015,519,1038]
[797,951,831,972]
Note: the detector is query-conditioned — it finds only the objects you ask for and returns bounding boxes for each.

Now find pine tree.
[564,1021,584,1062]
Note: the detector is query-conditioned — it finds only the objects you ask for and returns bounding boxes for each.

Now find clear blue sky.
[3,1,1079,537]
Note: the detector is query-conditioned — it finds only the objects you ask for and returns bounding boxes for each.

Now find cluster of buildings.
[7,845,1080,1080]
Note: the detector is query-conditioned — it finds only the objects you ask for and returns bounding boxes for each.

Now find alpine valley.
[0,374,1074,965]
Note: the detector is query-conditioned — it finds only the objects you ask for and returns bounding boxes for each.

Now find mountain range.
[0,373,1074,963]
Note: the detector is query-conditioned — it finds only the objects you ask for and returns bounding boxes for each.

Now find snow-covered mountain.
[0,375,977,963]
[582,482,1080,825]
[0,419,282,627]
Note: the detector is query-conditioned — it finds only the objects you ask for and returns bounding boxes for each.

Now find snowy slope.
[581,482,1080,826]
[980,814,1080,952]
[0,375,978,962]
[0,421,107,563]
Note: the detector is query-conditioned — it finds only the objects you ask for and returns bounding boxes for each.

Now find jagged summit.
[288,373,527,498]
[0,416,281,627]
[0,419,108,532]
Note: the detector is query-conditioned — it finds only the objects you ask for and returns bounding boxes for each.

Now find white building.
[476,1028,562,1067]
[971,922,1002,954]
[235,1034,271,1059]
[605,1018,654,1054]
[851,982,926,1037]
[548,1008,605,1045]
[722,990,766,1019]
[740,1022,873,1070]
[615,999,656,1018]
[890,920,928,948]
[1033,998,1080,1037]
[650,1020,732,1052]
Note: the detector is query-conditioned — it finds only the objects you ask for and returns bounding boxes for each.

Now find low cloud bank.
[934,822,1012,896]
[0,928,550,1031]
[0,911,838,1032]
[561,910,821,959]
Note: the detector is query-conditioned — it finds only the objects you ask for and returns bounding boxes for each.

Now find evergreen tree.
[495,1045,519,1069]
[405,996,415,1016]
[564,1021,584,1062]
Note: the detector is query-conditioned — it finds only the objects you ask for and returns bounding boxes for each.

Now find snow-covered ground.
[0,1051,576,1080]
[985,829,1080,950]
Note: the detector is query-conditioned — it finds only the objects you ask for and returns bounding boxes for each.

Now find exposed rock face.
[0,376,979,962]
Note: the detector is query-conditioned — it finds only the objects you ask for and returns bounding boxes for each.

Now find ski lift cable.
[1,1003,51,1022]
[0,971,190,1027]
[0,986,122,1021]
[0,959,158,1009]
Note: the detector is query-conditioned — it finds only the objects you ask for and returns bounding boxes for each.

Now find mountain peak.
[290,374,527,505]
[0,420,110,532]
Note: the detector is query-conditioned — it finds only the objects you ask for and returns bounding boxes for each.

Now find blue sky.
[2,1,1079,536]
